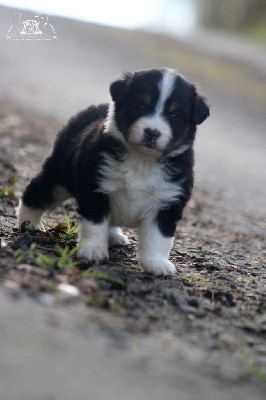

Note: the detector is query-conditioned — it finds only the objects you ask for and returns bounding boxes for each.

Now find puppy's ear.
[110,80,127,102]
[193,93,210,125]
[110,72,132,102]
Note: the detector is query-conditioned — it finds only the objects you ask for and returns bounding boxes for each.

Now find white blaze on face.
[128,69,176,152]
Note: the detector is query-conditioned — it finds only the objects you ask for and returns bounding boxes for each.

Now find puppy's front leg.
[138,204,183,276]
[77,193,109,263]
[78,218,109,263]
[139,220,176,277]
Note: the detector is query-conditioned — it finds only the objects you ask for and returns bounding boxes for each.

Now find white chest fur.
[98,151,183,227]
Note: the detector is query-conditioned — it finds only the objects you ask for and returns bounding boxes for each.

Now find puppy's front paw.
[77,242,109,264]
[140,257,176,276]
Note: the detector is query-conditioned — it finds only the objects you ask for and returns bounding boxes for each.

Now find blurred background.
[1,0,266,41]
[0,0,265,211]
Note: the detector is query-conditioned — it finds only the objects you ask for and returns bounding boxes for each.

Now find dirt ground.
[0,102,265,394]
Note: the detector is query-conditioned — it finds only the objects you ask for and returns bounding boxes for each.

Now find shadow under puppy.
[17,68,210,276]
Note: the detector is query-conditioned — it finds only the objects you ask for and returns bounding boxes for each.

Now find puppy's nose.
[143,128,161,143]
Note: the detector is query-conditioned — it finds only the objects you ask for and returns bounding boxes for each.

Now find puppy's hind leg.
[109,226,129,247]
[17,200,45,231]
[17,176,54,231]
[17,159,70,231]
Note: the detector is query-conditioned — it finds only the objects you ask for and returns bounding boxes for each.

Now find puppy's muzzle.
[142,128,161,148]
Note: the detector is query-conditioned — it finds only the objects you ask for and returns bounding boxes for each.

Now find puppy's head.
[109,68,210,156]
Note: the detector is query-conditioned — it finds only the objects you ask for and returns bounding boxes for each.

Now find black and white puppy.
[17,68,210,276]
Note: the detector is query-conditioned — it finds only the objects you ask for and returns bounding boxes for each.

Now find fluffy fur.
[17,68,210,276]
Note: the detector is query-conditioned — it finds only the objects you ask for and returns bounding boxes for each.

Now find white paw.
[109,227,129,247]
[77,241,109,263]
[16,202,44,231]
[140,257,176,276]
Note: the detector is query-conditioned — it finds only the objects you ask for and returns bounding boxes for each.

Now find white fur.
[156,69,176,114]
[103,101,125,143]
[109,226,129,246]
[98,150,183,228]
[78,218,109,262]
[139,220,176,276]
[16,200,44,230]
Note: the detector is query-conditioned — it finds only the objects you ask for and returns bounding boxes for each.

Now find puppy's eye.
[170,111,178,119]
[168,101,179,119]
[137,103,146,111]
